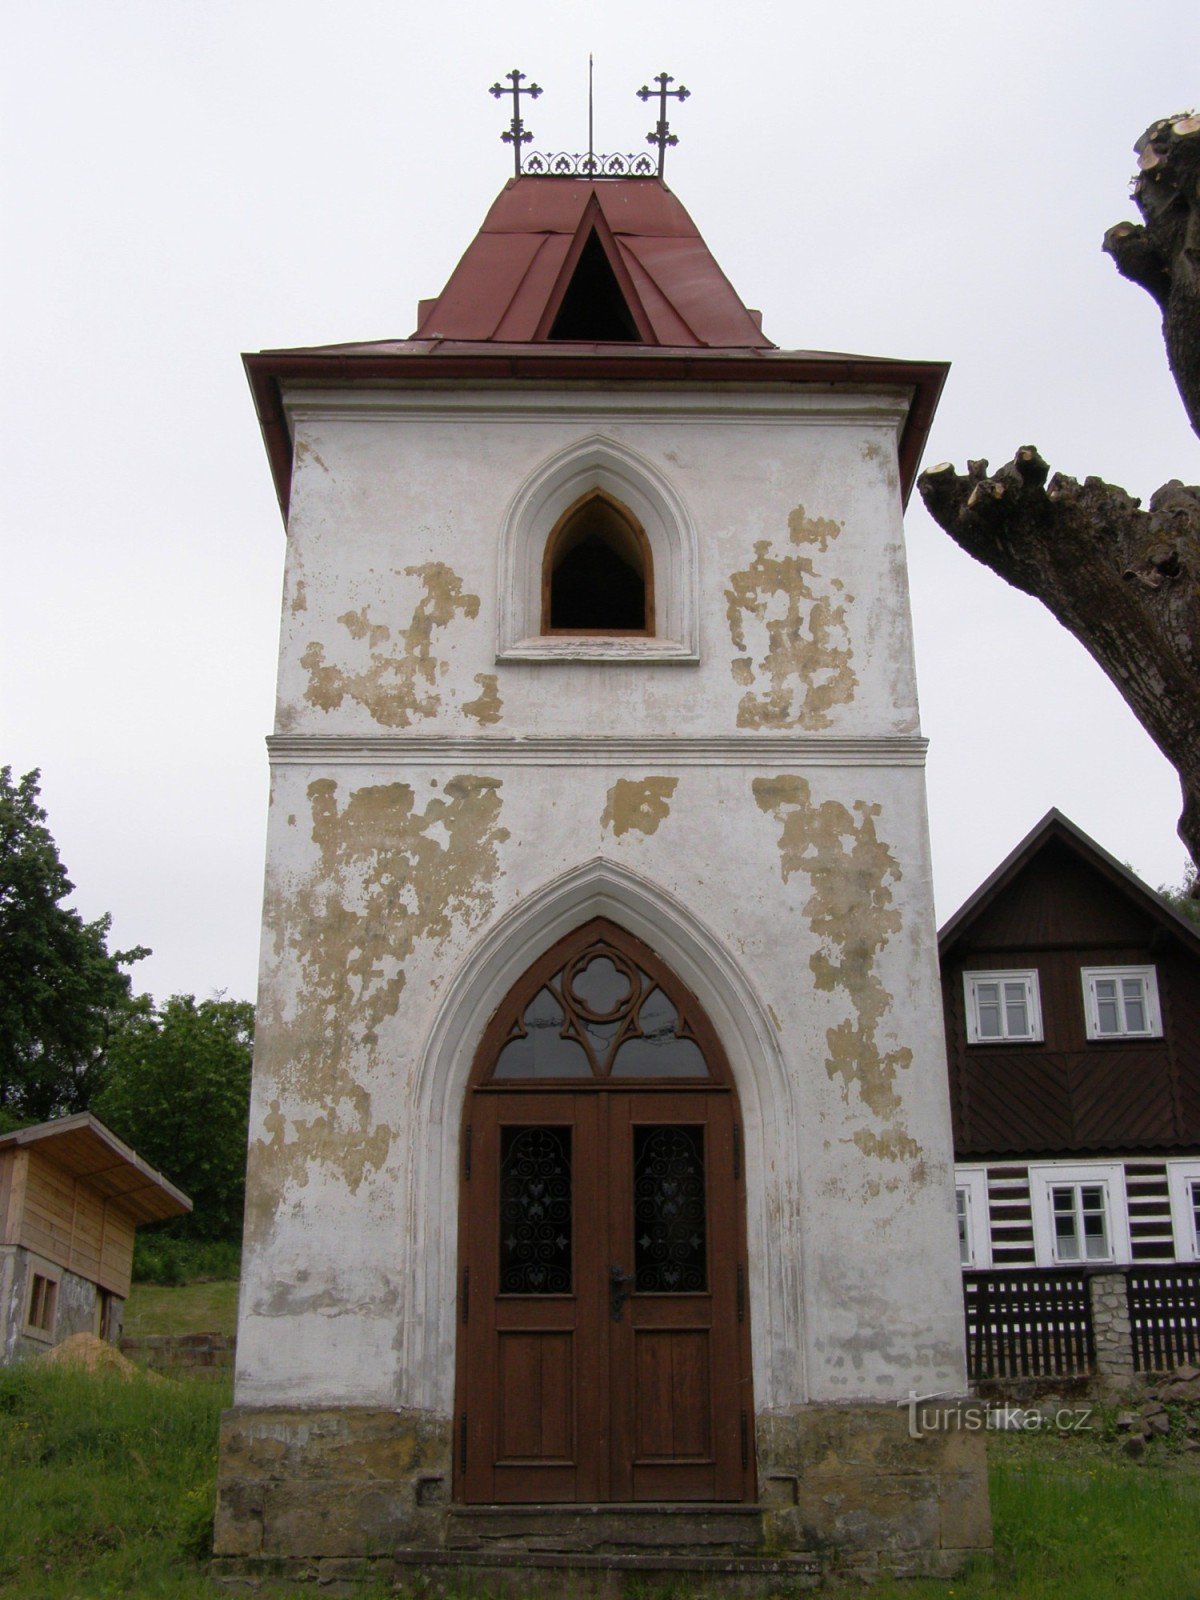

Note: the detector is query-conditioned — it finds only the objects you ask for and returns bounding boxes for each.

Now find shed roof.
[0,1113,192,1225]
[938,809,1200,959]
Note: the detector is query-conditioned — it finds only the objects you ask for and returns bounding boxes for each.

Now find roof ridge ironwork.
[490,66,690,180]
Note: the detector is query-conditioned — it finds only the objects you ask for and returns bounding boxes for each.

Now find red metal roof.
[242,176,951,520]
[412,178,772,349]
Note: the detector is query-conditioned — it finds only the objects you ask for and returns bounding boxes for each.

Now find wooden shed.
[0,1112,191,1361]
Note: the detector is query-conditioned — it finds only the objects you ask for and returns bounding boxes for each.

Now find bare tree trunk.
[919,451,1200,879]
[919,117,1200,891]
[1104,113,1200,440]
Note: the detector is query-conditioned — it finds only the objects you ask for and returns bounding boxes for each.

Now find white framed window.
[1028,1162,1130,1267]
[955,1167,991,1269]
[963,970,1042,1044]
[1080,966,1162,1040]
[1167,1160,1200,1262]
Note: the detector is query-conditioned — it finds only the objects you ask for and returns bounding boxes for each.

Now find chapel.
[215,92,991,1584]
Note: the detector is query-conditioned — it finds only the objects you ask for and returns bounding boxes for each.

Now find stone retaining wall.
[120,1332,235,1376]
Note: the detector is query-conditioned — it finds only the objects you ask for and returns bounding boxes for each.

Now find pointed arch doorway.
[454,917,756,1504]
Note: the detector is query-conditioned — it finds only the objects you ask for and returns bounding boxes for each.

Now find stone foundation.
[757,1402,992,1580]
[1,1245,122,1365]
[213,1401,991,1587]
[213,1406,452,1561]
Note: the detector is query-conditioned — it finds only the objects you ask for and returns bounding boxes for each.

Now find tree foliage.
[0,767,147,1127]
[1159,865,1200,926]
[94,994,254,1242]
[918,116,1200,892]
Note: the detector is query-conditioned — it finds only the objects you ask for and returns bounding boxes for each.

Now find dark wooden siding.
[945,844,1200,1158]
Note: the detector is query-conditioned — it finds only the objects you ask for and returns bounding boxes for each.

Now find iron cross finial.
[636,72,690,179]
[490,69,543,179]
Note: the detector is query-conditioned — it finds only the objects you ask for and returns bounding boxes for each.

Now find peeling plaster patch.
[338,608,390,650]
[753,776,912,1123]
[860,437,900,493]
[725,506,857,729]
[290,579,308,616]
[601,777,679,838]
[852,1128,923,1167]
[294,438,331,474]
[257,1281,401,1318]
[813,1260,959,1381]
[300,563,480,728]
[463,673,503,726]
[247,774,509,1240]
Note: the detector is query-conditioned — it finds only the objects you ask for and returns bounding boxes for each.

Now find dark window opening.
[27,1273,57,1334]
[544,493,652,633]
[548,231,640,342]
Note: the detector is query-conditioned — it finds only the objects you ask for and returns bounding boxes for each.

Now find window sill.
[1084,1032,1164,1044]
[1048,1259,1120,1271]
[498,636,699,664]
[964,1037,1044,1048]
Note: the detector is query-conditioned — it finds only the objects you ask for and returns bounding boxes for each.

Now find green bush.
[132,1233,241,1285]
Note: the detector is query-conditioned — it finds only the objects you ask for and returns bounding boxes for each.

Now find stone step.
[443,1501,767,1556]
[392,1547,822,1597]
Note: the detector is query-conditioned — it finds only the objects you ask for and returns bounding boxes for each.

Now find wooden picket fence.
[963,1270,1094,1380]
[1127,1267,1200,1372]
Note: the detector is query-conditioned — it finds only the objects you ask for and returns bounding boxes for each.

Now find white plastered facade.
[235,384,968,1419]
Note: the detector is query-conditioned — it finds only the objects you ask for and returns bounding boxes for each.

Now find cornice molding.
[281,387,911,427]
[266,734,928,768]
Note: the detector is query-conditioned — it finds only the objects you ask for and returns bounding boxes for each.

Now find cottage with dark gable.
[942,810,1200,1381]
[215,122,991,1585]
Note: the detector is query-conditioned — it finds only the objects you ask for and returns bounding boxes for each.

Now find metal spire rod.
[588,55,595,174]
[490,69,542,178]
[636,71,690,179]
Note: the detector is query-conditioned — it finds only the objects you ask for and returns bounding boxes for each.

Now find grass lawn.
[0,1361,1197,1598]
[827,1435,1200,1600]
[123,1279,240,1339]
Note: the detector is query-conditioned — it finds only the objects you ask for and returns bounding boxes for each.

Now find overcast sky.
[3,1,1198,1005]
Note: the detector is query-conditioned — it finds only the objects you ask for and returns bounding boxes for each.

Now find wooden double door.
[456,1085,753,1503]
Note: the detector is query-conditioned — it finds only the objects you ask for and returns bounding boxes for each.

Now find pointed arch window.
[542,490,654,635]
[497,437,698,662]
[472,919,727,1085]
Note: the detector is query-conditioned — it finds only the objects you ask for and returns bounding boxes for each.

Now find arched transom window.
[472,919,727,1084]
[541,491,654,636]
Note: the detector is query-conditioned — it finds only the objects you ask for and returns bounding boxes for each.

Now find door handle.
[610,1264,634,1321]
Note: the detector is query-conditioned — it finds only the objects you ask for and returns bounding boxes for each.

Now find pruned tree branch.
[919,451,1200,877]
[1104,113,1200,438]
